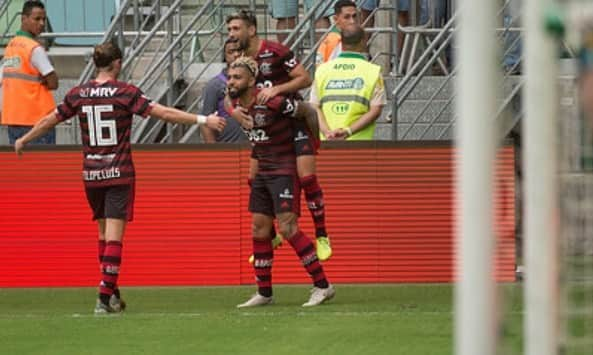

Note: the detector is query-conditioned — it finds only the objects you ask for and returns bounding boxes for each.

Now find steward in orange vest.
[2,1,57,144]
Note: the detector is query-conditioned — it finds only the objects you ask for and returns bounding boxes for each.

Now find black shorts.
[293,120,319,157]
[249,174,300,217]
[85,184,135,222]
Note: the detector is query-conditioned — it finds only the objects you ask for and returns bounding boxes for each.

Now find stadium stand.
[0,0,526,145]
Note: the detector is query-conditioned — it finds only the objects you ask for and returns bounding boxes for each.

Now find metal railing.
[0,0,531,143]
[132,0,224,143]
[0,0,20,45]
[390,0,527,141]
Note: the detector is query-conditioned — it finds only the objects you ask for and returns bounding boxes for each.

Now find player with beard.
[228,56,335,308]
[226,10,333,263]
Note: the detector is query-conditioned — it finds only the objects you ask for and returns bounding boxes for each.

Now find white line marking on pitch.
[0,310,525,319]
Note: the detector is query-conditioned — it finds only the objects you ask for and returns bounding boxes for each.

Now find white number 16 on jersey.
[82,105,116,146]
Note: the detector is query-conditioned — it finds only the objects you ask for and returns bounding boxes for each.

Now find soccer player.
[226,10,333,262]
[228,56,335,308]
[14,42,226,314]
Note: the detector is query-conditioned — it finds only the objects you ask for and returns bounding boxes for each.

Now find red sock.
[287,230,329,288]
[300,175,327,238]
[99,241,122,305]
[253,239,273,297]
[98,240,122,299]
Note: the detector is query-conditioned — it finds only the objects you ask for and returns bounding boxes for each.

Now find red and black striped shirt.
[254,39,299,90]
[55,80,154,187]
[234,93,299,175]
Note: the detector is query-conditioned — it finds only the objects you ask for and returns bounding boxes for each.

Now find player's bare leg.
[297,155,332,261]
[237,213,275,308]
[278,212,335,307]
[95,218,126,314]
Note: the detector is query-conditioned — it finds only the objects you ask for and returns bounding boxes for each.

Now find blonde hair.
[229,56,259,78]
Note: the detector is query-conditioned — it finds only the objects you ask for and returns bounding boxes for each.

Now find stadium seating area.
[0,0,478,145]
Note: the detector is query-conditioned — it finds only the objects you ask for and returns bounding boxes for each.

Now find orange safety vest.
[1,35,55,126]
[316,31,341,65]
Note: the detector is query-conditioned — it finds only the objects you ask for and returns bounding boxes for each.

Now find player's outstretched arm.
[150,103,226,132]
[14,112,60,155]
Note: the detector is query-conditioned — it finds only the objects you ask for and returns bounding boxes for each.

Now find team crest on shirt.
[259,62,273,76]
[254,113,267,126]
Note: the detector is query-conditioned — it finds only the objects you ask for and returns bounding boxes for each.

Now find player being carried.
[228,56,335,308]
[14,42,226,314]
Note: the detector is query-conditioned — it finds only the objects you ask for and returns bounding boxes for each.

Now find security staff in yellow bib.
[310,25,385,140]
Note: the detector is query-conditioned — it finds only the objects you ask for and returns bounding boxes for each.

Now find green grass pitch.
[0,284,523,355]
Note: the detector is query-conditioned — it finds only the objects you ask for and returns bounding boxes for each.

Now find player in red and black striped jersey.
[226,10,332,262]
[229,57,334,308]
[15,42,226,314]
[58,80,152,187]
[238,93,299,176]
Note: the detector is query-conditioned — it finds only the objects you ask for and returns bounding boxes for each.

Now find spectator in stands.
[1,1,58,144]
[311,25,385,140]
[199,39,247,143]
[360,0,380,29]
[316,0,360,65]
[270,0,337,45]
[397,0,411,57]
[419,0,448,27]
[14,42,226,314]
[503,0,522,74]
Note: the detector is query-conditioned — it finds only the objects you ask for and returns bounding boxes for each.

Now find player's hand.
[257,87,278,105]
[206,111,227,132]
[14,138,25,156]
[235,107,254,129]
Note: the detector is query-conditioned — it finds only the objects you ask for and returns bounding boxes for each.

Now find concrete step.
[396,99,454,124]
[385,74,523,101]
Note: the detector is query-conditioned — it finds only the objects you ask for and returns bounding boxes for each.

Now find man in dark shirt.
[199,39,247,143]
[228,56,335,308]
[14,42,226,314]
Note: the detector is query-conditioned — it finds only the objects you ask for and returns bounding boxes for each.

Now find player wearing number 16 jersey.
[14,42,226,314]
